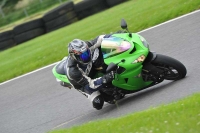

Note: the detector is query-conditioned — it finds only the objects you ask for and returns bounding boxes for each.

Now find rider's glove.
[102,71,115,85]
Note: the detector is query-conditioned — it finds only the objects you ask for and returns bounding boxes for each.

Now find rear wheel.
[151,54,187,80]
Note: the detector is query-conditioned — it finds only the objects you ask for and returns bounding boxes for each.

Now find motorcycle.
[52,19,187,103]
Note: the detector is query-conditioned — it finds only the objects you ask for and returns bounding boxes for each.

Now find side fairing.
[52,63,70,84]
[102,33,152,90]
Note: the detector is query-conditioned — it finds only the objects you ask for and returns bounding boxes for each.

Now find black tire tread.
[43,1,74,22]
[74,0,107,20]
[45,11,77,31]
[46,17,78,32]
[14,28,45,44]
[74,0,106,12]
[152,54,187,79]
[0,30,14,42]
[0,39,15,50]
[105,0,126,7]
[13,18,44,35]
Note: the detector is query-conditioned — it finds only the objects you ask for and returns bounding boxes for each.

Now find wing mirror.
[106,59,125,73]
[106,62,118,73]
[120,19,132,37]
[121,19,127,29]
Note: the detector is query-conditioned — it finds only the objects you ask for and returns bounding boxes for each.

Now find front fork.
[144,51,157,63]
[142,51,164,83]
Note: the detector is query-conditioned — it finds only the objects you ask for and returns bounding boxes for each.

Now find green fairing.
[103,33,153,90]
[52,33,153,91]
[52,64,70,83]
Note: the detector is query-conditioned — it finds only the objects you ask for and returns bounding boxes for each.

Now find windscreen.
[101,37,131,59]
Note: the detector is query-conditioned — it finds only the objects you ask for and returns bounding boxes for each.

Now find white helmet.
[68,39,91,64]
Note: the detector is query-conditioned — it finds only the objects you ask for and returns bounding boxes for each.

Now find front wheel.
[151,54,187,80]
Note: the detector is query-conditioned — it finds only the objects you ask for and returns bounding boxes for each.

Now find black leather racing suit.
[64,35,110,109]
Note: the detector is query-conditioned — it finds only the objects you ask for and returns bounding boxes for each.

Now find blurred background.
[0,0,125,51]
[0,0,71,30]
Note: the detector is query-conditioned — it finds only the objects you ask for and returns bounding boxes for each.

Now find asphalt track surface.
[0,10,200,133]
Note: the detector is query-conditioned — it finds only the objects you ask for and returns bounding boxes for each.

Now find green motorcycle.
[52,19,187,101]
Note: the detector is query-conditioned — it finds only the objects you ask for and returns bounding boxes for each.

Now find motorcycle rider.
[57,34,115,110]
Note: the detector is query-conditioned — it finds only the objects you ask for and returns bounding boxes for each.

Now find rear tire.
[152,54,187,80]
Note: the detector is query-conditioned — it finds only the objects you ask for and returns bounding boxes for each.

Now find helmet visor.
[74,49,91,63]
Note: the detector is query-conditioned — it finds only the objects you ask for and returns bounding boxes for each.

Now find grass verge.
[0,0,200,83]
[49,93,200,133]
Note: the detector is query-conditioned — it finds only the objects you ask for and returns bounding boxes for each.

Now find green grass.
[0,0,200,83]
[49,93,200,133]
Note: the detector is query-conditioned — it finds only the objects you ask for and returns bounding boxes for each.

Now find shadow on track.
[55,78,188,130]
[98,80,181,114]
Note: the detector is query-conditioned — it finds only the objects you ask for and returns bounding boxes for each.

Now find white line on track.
[51,114,88,130]
[1,9,200,86]
[0,62,58,85]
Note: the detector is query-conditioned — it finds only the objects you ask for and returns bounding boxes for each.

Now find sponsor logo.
[94,98,100,103]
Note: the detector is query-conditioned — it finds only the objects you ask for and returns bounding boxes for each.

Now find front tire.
[151,54,187,80]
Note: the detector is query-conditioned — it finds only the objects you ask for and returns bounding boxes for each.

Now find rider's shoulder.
[66,56,78,67]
